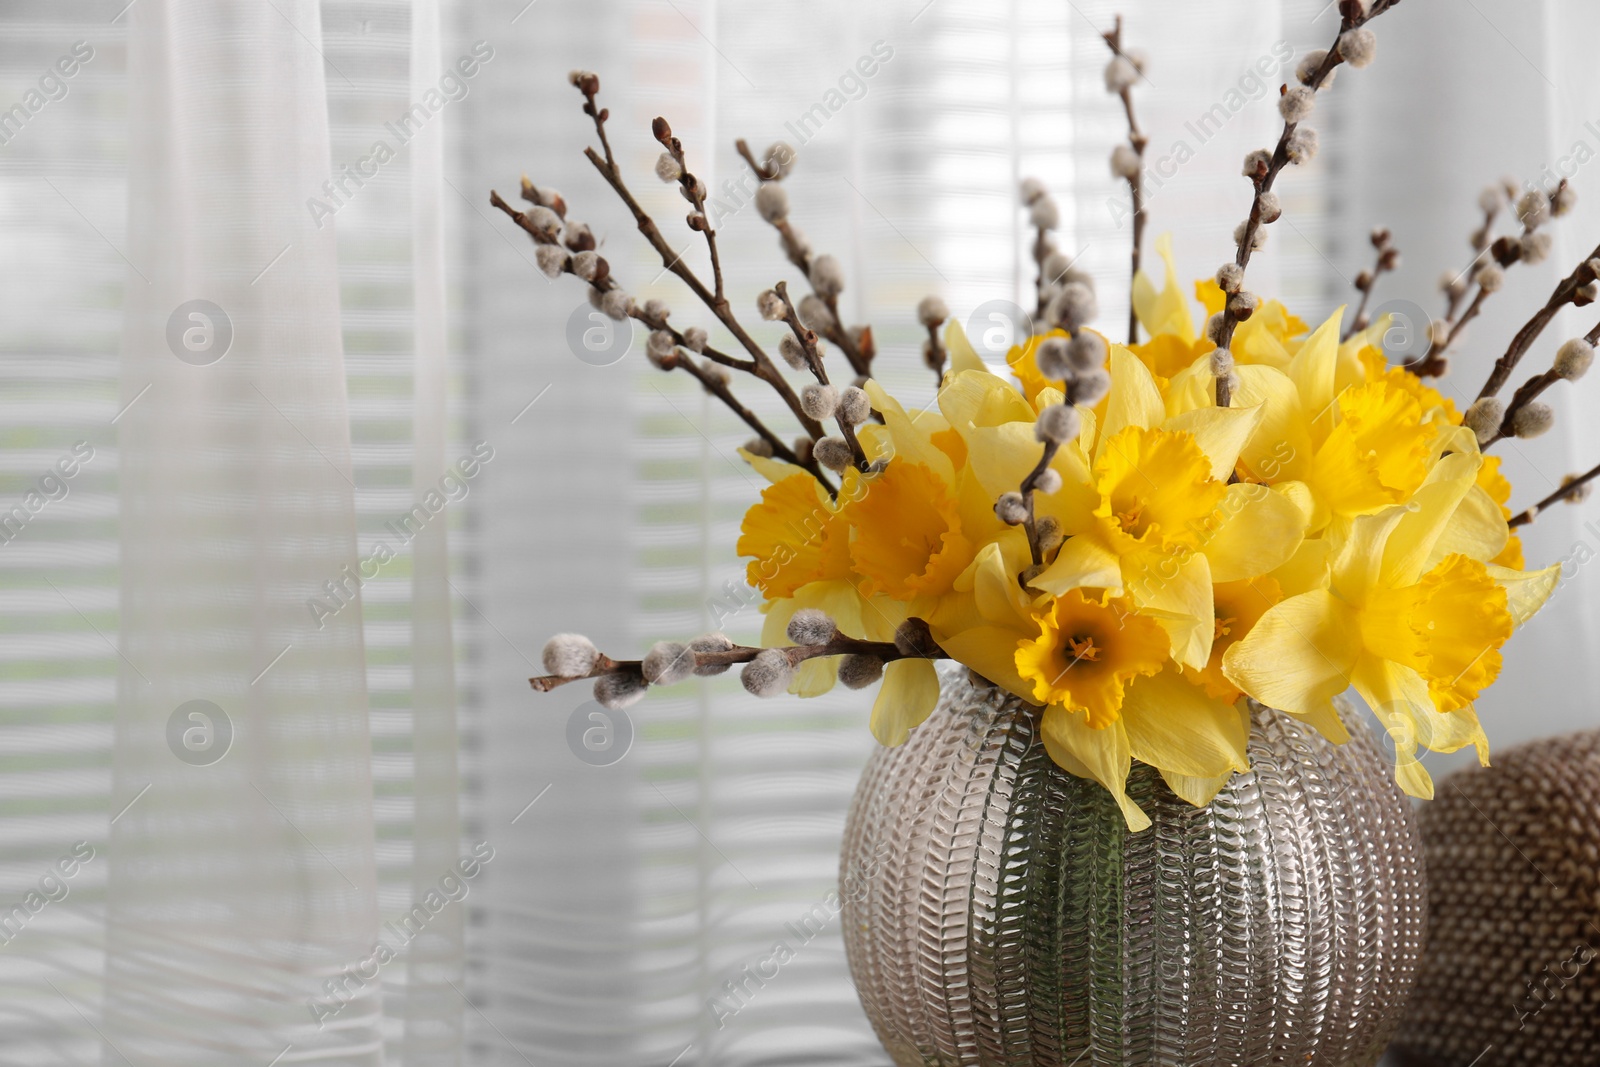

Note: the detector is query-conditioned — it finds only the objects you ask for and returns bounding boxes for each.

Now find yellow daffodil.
[931,541,1251,829]
[1030,345,1306,670]
[1223,451,1560,797]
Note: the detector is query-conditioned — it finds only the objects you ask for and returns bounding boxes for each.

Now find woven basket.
[1391,730,1600,1067]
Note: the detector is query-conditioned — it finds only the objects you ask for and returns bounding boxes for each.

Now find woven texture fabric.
[840,667,1427,1066]
[1392,732,1600,1067]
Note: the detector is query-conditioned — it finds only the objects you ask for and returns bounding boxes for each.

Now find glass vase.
[840,666,1427,1066]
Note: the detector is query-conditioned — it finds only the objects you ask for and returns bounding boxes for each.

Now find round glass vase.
[840,665,1427,1066]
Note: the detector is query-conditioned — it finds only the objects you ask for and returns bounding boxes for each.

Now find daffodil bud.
[837,654,885,689]
[642,641,694,686]
[594,670,648,710]
[543,633,598,677]
[741,649,794,697]
[787,608,837,646]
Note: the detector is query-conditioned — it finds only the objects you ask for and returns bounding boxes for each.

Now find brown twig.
[774,281,870,471]
[1103,16,1148,346]
[1342,228,1398,342]
[528,630,945,692]
[565,78,827,442]
[1508,461,1600,528]
[1020,440,1062,570]
[1213,0,1400,406]
[1478,249,1600,400]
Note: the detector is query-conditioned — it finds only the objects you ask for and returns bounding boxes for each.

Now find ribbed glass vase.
[840,666,1427,1066]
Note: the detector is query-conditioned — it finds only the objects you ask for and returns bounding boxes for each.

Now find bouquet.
[501,0,1584,829]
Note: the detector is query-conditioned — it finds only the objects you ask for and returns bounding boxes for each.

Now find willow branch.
[528,631,945,692]
[1508,460,1600,528]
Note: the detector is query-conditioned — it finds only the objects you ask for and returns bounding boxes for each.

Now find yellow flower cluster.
[736,238,1560,829]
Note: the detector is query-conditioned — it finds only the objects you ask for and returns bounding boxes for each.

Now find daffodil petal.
[1380,450,1480,587]
[945,318,987,376]
[1132,234,1196,343]
[1487,562,1561,629]
[938,626,1035,705]
[938,366,1036,430]
[1286,307,1345,434]
[739,447,810,486]
[870,658,941,747]
[1120,667,1250,779]
[1096,345,1166,464]
[1232,364,1313,483]
[1035,533,1124,595]
[1270,536,1334,598]
[1161,767,1236,807]
[1428,484,1510,568]
[863,379,955,480]
[1223,589,1359,720]
[1163,403,1265,482]
[1414,702,1491,766]
[1042,711,1150,831]
[1128,550,1213,670]
[1350,653,1436,800]
[1201,482,1307,582]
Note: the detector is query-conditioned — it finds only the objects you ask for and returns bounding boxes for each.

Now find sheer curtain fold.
[107,0,380,1062]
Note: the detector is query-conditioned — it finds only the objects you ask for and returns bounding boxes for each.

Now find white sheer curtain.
[2,1,1599,1065]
